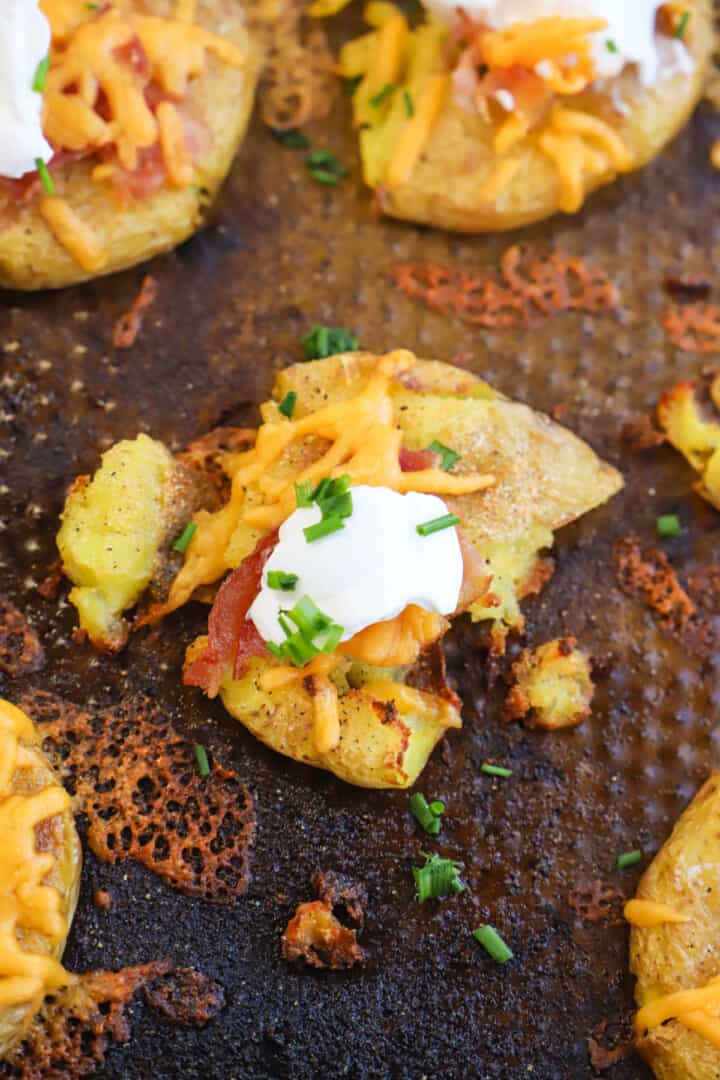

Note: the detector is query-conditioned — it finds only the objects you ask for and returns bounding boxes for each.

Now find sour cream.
[248,485,463,647]
[0,0,53,180]
[423,0,693,87]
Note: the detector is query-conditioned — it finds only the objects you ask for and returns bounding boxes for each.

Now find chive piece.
[427,439,460,472]
[616,849,642,870]
[413,852,465,902]
[309,168,343,186]
[288,596,333,636]
[674,10,690,38]
[481,763,513,778]
[269,127,311,149]
[172,521,197,554]
[656,513,681,539]
[32,56,49,93]
[304,516,344,542]
[319,622,344,653]
[194,743,210,778]
[35,159,55,195]
[473,925,514,964]
[86,2,100,9]
[278,390,297,418]
[409,792,444,835]
[416,513,461,537]
[370,82,396,107]
[302,326,359,360]
[403,89,414,117]
[295,480,316,508]
[305,150,347,185]
[267,641,287,660]
[267,571,299,591]
[344,75,363,96]
[605,38,618,53]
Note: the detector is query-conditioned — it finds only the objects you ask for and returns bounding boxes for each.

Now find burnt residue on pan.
[1,40,720,1079]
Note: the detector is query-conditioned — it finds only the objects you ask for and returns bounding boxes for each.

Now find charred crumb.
[662,274,712,299]
[94,889,112,912]
[587,1016,634,1073]
[311,869,367,929]
[620,415,666,451]
[144,967,226,1027]
[0,595,45,677]
[568,880,624,924]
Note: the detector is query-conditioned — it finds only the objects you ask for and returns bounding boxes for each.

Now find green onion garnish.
[267,571,299,591]
[269,596,343,667]
[269,127,311,149]
[279,391,297,418]
[302,325,359,360]
[481,763,512,778]
[416,513,460,537]
[370,83,396,108]
[194,743,210,778]
[616,849,642,870]
[85,2,100,9]
[403,90,414,117]
[409,792,444,835]
[32,57,49,94]
[674,10,690,38]
[656,513,681,539]
[35,159,55,195]
[305,150,347,186]
[605,38,618,53]
[473,925,514,964]
[295,480,316,508]
[287,596,333,636]
[427,439,460,472]
[304,516,344,542]
[413,852,465,902]
[172,521,197,554]
[309,168,343,186]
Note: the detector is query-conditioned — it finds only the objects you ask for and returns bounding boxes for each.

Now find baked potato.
[0,0,261,290]
[0,698,81,1057]
[504,637,594,729]
[629,774,720,1078]
[339,1,713,233]
[657,373,720,510]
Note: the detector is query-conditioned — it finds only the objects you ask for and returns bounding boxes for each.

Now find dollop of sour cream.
[249,485,464,647]
[423,0,693,87]
[0,0,53,180]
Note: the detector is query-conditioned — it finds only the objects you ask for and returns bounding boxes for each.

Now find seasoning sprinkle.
[656,513,681,539]
[427,439,460,472]
[473,925,514,964]
[35,159,55,195]
[409,792,445,835]
[416,512,461,537]
[413,852,465,902]
[278,390,297,418]
[674,10,690,38]
[172,521,197,554]
[616,849,642,870]
[370,83,396,108]
[481,763,513,779]
[32,56,49,94]
[194,743,210,778]
[302,325,359,360]
[267,571,299,591]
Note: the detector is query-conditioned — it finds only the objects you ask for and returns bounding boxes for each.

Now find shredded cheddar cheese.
[39,196,109,273]
[636,974,720,1049]
[624,898,691,928]
[385,75,449,190]
[0,700,73,1009]
[480,17,604,84]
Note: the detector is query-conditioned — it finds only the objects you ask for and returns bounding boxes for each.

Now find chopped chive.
[269,127,311,149]
[295,480,316,508]
[416,513,460,537]
[403,90,414,117]
[306,149,339,168]
[674,10,690,38]
[194,743,210,778]
[344,75,362,96]
[35,159,55,195]
[481,763,513,778]
[267,571,299,591]
[305,150,347,186]
[319,622,344,653]
[32,56,49,94]
[288,596,333,636]
[413,852,465,902]
[278,390,297,418]
[309,168,343,186]
[304,516,345,542]
[370,82,396,108]
[302,325,359,360]
[409,792,444,835]
[605,38,618,53]
[656,513,681,539]
[172,521,197,554]
[85,2,100,9]
[427,439,460,472]
[473,925,514,964]
[616,849,642,870]
[267,641,287,660]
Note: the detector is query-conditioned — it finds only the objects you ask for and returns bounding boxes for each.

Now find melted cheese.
[624,898,691,928]
[481,16,604,77]
[385,75,449,190]
[39,195,109,272]
[0,700,72,1008]
[635,974,720,1048]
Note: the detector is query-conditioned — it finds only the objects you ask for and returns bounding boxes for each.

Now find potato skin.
[0,0,261,290]
[0,704,81,1057]
[377,0,712,233]
[630,774,720,1079]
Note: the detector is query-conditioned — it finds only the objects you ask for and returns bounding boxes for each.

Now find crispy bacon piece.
[399,447,442,472]
[663,303,720,354]
[183,531,277,696]
[113,275,158,349]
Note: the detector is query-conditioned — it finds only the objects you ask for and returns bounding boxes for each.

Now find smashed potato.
[505,636,594,729]
[657,373,720,509]
[629,774,720,1078]
[0,699,81,1057]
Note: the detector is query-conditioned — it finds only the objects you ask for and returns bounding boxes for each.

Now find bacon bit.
[663,303,720,353]
[145,967,226,1027]
[663,274,712,299]
[399,446,441,471]
[0,595,45,677]
[568,880,624,924]
[587,1018,633,1072]
[183,531,277,696]
[0,961,171,1080]
[613,538,698,637]
[388,246,618,330]
[37,558,65,601]
[621,415,667,451]
[112,275,159,349]
[93,889,112,911]
[687,566,720,613]
[281,901,365,969]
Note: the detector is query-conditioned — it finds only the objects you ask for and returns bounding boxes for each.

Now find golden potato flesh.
[505,637,594,729]
[630,774,720,1079]
[57,434,177,650]
[0,699,81,1057]
[658,377,720,510]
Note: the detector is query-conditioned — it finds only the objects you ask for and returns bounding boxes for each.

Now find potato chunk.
[505,636,594,729]
[658,375,720,510]
[57,434,176,650]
